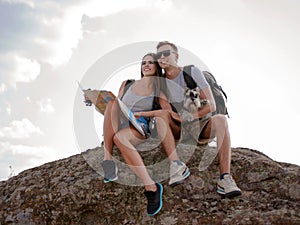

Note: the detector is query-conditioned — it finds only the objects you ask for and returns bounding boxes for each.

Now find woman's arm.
[135,92,182,123]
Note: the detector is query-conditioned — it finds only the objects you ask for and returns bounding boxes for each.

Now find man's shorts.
[181,116,212,145]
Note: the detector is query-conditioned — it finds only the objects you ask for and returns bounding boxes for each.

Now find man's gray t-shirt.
[166,66,208,104]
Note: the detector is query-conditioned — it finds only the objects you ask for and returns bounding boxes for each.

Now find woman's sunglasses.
[155,50,176,59]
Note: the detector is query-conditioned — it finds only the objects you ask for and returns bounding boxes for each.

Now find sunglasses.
[155,50,176,59]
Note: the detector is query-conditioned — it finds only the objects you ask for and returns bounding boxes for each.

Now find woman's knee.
[113,131,127,148]
[112,133,120,146]
[113,129,136,147]
[104,100,116,117]
[154,110,172,122]
[154,116,170,131]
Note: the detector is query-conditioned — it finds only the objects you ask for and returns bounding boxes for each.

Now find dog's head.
[183,87,201,112]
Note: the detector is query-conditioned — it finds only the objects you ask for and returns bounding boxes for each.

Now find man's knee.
[212,114,228,129]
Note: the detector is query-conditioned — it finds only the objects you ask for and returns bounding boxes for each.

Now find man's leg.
[154,110,190,186]
[201,114,241,197]
[200,114,230,174]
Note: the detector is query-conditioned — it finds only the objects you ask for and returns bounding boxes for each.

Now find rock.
[0,143,299,224]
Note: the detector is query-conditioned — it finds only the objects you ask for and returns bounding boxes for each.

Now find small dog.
[181,87,209,121]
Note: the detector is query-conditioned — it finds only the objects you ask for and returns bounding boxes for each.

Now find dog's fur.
[183,87,208,112]
[180,87,209,122]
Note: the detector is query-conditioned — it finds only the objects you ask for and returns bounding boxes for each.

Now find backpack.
[183,65,229,117]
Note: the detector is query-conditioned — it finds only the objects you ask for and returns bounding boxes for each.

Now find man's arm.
[192,86,216,119]
[189,66,216,119]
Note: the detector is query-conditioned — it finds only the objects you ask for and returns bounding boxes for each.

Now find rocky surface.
[0,139,300,224]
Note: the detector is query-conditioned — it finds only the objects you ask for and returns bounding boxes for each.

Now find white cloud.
[0,118,43,139]
[33,8,83,67]
[1,0,152,68]
[37,0,149,66]
[0,141,58,180]
[0,0,156,90]
[81,0,148,17]
[0,83,7,94]
[6,104,11,115]
[13,55,41,83]
[153,0,173,11]
[38,98,55,113]
[2,0,35,8]
[10,144,54,159]
[0,53,41,88]
[0,54,41,89]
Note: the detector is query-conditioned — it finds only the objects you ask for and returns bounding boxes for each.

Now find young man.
[155,41,241,198]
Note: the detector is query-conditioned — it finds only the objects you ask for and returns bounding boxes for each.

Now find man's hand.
[179,110,195,122]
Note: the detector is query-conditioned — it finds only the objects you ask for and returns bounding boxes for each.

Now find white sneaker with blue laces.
[217,174,242,198]
[169,160,190,187]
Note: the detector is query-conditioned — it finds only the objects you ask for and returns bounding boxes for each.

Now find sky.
[0,0,300,181]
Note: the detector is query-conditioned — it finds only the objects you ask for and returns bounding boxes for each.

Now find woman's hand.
[134,110,182,123]
[83,89,100,104]
[134,111,155,118]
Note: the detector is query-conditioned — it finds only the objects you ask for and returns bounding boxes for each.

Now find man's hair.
[156,41,178,52]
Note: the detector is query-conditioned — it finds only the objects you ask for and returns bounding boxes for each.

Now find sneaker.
[144,183,163,216]
[217,174,242,198]
[169,160,190,187]
[101,160,118,183]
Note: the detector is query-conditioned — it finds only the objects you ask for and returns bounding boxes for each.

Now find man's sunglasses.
[155,50,176,59]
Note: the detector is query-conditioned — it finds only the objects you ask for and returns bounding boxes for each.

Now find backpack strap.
[183,65,197,89]
[167,65,197,113]
[121,79,135,100]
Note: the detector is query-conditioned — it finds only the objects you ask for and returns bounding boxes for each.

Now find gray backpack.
[183,65,229,117]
